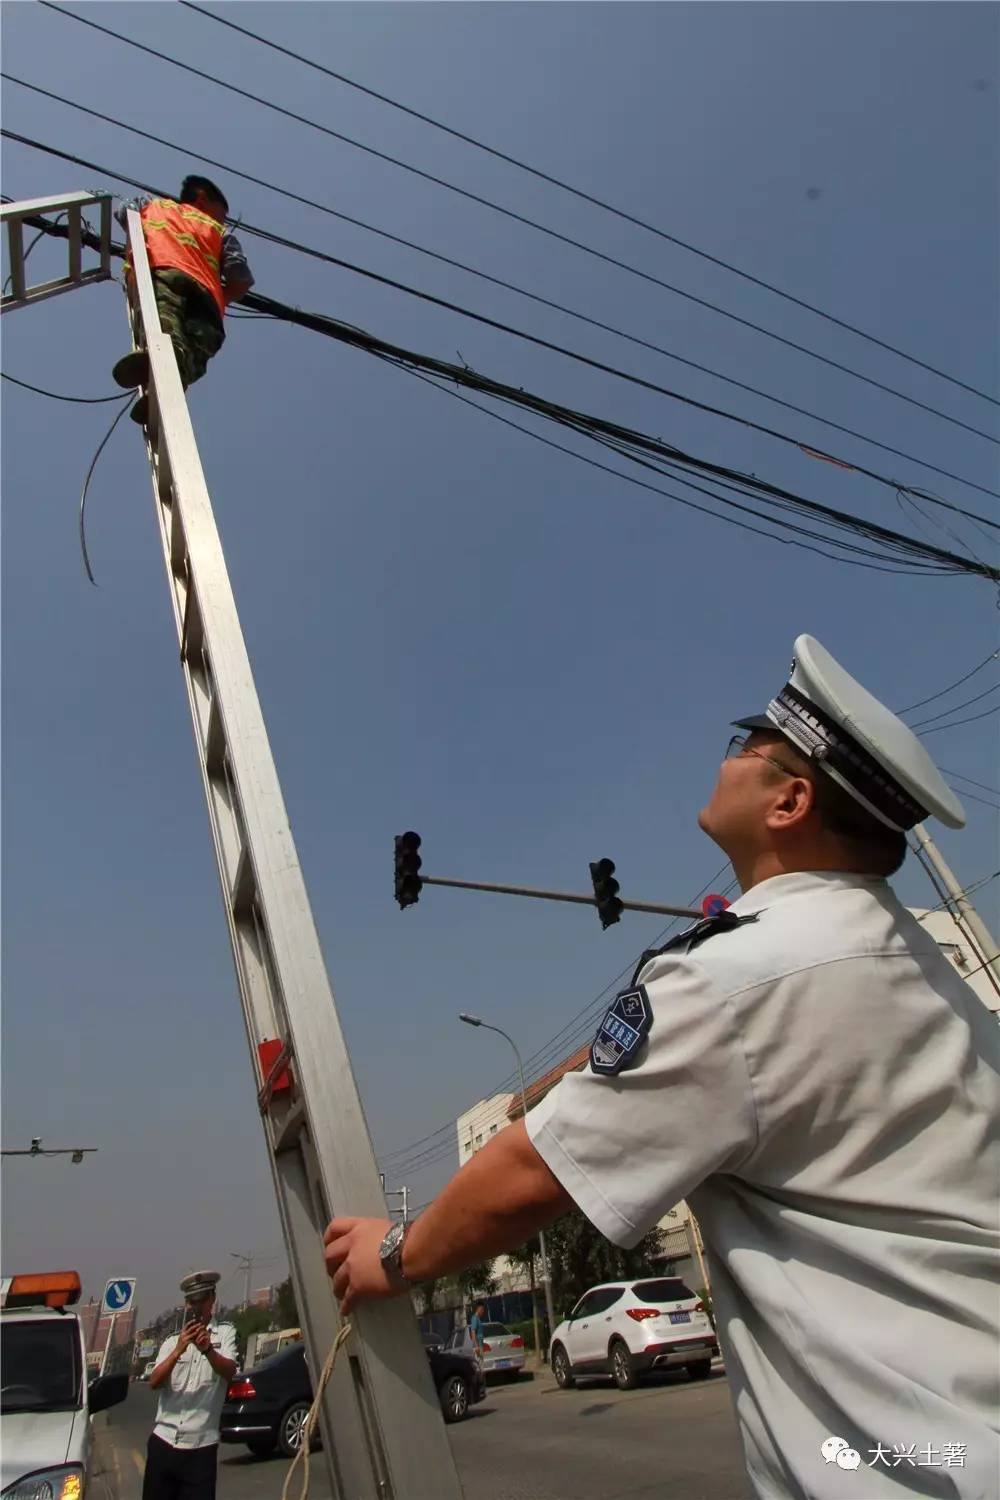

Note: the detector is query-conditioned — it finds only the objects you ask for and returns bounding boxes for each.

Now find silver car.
[448,1322,527,1379]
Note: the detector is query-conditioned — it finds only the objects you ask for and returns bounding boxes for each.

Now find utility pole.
[910,824,1000,1002]
[229,1252,254,1311]
[383,1186,409,1224]
[114,209,461,1498]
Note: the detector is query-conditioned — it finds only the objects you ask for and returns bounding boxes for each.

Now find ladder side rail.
[125,298,382,1492]
[124,212,463,1500]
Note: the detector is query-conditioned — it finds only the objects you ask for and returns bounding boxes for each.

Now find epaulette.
[630,909,759,985]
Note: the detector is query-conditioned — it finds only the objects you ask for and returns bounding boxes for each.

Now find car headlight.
[2,1466,84,1500]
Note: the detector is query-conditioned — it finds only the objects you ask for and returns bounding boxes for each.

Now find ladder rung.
[6,221,26,303]
[67,205,82,282]
[169,486,186,573]
[180,583,204,666]
[156,439,173,507]
[271,1101,306,1153]
[231,846,257,918]
[205,694,225,775]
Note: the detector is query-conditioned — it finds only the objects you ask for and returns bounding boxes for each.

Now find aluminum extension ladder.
[114,208,462,1499]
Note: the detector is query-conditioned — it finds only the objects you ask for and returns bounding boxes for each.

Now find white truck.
[243,1326,301,1370]
[0,1271,128,1499]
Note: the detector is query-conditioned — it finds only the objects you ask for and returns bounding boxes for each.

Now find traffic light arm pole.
[420,875,700,920]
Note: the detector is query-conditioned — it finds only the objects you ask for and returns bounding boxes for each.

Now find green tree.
[413,1278,441,1316]
[228,1304,272,1359]
[454,1260,499,1307]
[542,1211,665,1321]
[275,1277,298,1329]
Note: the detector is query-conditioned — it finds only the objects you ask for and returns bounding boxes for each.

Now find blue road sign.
[103,1278,136,1314]
[702,893,730,918]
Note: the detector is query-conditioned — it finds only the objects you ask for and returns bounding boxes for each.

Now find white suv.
[549,1277,718,1391]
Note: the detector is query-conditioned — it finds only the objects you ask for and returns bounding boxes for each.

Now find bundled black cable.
[10,192,998,584]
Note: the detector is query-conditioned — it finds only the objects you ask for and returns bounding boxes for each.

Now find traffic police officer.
[143,1270,238,1500]
[324,636,999,1499]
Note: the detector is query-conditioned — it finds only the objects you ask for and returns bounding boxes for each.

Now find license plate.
[668,1312,691,1325]
[493,1358,512,1368]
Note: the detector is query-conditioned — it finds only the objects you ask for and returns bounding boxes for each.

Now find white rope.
[281,1322,353,1500]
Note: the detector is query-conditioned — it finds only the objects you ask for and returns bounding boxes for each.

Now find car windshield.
[1,1318,82,1412]
[631,1279,695,1304]
[482,1324,510,1337]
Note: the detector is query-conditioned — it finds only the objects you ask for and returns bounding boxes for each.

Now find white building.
[908,907,999,1014]
[455,1093,514,1166]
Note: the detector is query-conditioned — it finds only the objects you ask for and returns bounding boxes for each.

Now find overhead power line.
[897,649,1000,715]
[1,371,129,404]
[5,156,995,584]
[179,0,999,412]
[391,361,950,576]
[6,126,998,561]
[37,3,1000,445]
[941,768,1000,799]
[918,705,1000,736]
[8,78,996,502]
[232,292,1000,580]
[909,682,1000,731]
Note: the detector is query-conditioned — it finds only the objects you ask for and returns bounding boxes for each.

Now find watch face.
[380,1222,404,1261]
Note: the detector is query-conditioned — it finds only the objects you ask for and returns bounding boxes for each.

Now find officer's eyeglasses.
[725,734,799,777]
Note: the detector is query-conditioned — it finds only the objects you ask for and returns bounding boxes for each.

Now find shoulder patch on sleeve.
[590,984,653,1076]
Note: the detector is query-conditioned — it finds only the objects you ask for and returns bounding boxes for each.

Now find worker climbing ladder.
[2,192,464,1500]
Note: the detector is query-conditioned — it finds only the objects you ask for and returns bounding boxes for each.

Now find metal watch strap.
[382,1221,414,1289]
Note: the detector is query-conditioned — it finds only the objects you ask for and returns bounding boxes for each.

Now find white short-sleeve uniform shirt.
[526,871,999,1499]
[152,1319,239,1449]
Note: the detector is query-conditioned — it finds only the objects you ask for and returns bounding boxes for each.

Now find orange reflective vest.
[135,198,227,320]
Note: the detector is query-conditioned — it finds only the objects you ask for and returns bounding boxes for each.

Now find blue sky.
[2,1,997,1322]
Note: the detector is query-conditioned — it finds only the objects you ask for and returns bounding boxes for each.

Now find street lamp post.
[229,1251,254,1311]
[459,1013,557,1362]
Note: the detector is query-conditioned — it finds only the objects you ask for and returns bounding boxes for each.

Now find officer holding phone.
[142,1271,238,1500]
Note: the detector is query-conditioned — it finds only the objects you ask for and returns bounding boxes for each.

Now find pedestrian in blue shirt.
[468,1303,486,1363]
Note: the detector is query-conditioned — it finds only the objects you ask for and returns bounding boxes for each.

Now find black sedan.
[221,1339,486,1457]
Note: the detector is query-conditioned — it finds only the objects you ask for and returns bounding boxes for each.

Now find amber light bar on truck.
[0,1271,82,1308]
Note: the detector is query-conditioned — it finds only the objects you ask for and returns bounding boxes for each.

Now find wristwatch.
[378,1221,414,1289]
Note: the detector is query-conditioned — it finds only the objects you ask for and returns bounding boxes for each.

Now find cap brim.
[731,713,773,731]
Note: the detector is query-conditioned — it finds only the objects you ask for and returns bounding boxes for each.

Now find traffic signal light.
[590,858,623,929]
[394,831,423,909]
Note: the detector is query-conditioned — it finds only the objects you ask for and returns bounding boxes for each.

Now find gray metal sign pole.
[124,212,463,1500]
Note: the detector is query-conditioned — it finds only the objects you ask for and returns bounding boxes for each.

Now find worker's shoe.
[112,351,150,389]
[130,394,149,426]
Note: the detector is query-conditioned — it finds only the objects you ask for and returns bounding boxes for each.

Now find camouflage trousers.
[152,269,225,389]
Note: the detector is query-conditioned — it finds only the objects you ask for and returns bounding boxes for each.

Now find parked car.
[221,1338,485,1457]
[548,1277,719,1391]
[447,1322,527,1379]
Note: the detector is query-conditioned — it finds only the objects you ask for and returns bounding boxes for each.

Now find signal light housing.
[394,831,423,909]
[589,858,623,929]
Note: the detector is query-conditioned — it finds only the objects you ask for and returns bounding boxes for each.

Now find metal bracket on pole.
[1,191,113,314]
[123,211,463,1500]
